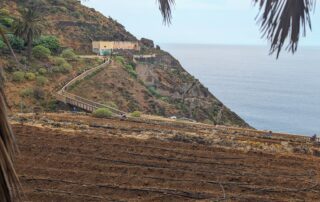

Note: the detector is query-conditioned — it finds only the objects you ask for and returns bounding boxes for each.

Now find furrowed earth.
[12,113,320,202]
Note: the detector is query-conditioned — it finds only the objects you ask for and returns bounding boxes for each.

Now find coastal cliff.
[0,0,249,127]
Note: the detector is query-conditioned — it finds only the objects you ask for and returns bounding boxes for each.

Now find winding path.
[55,58,126,116]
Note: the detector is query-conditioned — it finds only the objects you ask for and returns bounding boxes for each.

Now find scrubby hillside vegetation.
[0,0,249,127]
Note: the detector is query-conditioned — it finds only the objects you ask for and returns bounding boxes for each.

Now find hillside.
[12,113,320,201]
[0,0,248,127]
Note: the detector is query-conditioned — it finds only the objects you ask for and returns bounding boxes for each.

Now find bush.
[34,35,60,53]
[32,45,51,60]
[60,62,72,73]
[36,76,48,86]
[61,48,76,60]
[124,64,137,78]
[92,108,112,118]
[53,57,67,66]
[38,68,47,75]
[115,56,125,64]
[25,72,36,81]
[7,34,24,50]
[52,66,61,73]
[33,88,45,100]
[19,56,27,65]
[12,71,25,82]
[105,101,118,109]
[130,111,141,118]
[0,17,14,27]
[147,86,161,98]
[19,88,33,98]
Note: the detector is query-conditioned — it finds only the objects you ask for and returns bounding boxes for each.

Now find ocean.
[162,44,320,136]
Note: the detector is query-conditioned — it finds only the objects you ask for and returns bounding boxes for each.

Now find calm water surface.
[162,44,320,135]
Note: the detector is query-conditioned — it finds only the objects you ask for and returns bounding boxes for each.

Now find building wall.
[92,41,140,55]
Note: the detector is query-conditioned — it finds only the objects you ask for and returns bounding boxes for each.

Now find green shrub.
[105,101,118,109]
[25,72,36,81]
[32,45,51,60]
[93,108,112,118]
[124,64,137,78]
[7,34,24,50]
[61,48,76,60]
[19,56,27,65]
[0,8,10,16]
[115,56,125,64]
[60,62,72,73]
[53,57,67,66]
[34,35,60,53]
[33,87,45,100]
[0,17,14,27]
[38,68,47,75]
[147,86,161,98]
[36,76,48,86]
[12,71,25,82]
[19,88,33,98]
[130,111,141,118]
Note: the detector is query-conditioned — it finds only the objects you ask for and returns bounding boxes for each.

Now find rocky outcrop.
[140,38,154,49]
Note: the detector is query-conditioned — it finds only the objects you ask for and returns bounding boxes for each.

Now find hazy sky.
[83,0,320,46]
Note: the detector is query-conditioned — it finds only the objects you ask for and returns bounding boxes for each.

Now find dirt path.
[13,114,320,201]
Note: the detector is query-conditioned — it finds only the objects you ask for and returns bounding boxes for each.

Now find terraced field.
[12,113,320,201]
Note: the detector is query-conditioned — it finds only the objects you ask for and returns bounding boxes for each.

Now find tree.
[14,7,44,60]
[157,0,315,57]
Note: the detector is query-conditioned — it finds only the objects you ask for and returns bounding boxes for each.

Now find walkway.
[55,58,126,116]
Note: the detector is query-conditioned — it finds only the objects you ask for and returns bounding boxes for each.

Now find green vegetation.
[147,86,161,98]
[53,57,67,65]
[38,68,47,75]
[19,88,33,98]
[14,7,44,60]
[93,108,112,118]
[36,76,48,86]
[130,111,141,117]
[115,56,137,78]
[61,48,77,61]
[32,45,51,60]
[12,71,25,82]
[7,34,24,50]
[33,87,45,100]
[25,72,36,81]
[104,101,118,109]
[34,35,60,53]
[124,64,137,78]
[115,56,125,64]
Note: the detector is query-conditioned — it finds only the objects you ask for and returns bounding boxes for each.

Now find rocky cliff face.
[135,51,249,127]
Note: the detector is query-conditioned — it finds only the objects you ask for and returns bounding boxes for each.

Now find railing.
[55,58,126,116]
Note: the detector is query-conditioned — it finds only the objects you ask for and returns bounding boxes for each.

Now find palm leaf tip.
[158,0,175,24]
[254,0,314,57]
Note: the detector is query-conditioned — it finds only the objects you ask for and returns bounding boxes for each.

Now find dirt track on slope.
[13,114,320,201]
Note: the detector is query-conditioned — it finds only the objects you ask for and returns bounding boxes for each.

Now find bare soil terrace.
[12,113,320,201]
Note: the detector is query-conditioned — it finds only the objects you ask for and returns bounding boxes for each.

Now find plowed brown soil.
[13,113,320,201]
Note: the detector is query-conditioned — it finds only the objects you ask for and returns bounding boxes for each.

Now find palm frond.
[254,0,314,57]
[0,70,21,202]
[157,0,175,24]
